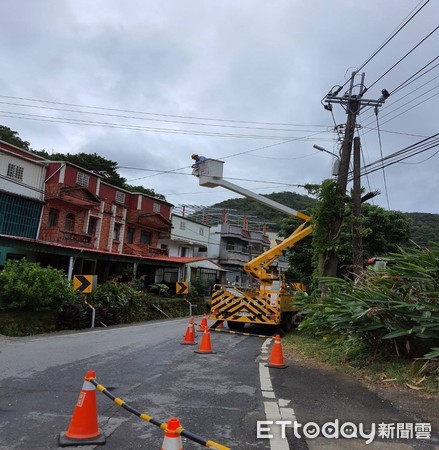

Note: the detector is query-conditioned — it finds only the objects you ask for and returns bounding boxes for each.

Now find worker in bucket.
[191,153,206,176]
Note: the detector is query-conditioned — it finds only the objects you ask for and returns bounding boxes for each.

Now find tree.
[125,185,166,201]
[279,191,412,287]
[32,150,128,188]
[0,125,31,150]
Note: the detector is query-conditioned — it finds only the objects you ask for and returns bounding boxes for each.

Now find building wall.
[0,147,46,201]
[159,214,210,257]
[40,162,173,256]
[0,144,46,240]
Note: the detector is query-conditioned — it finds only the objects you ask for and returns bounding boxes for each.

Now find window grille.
[7,163,24,181]
[153,202,161,213]
[76,172,89,187]
[115,191,125,204]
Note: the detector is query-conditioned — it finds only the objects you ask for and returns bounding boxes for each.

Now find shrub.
[297,244,439,358]
[0,259,77,311]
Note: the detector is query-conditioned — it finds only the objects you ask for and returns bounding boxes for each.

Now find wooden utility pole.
[321,72,388,278]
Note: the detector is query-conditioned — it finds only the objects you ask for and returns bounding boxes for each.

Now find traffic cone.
[194,328,216,354]
[265,334,288,369]
[161,417,183,450]
[181,317,197,345]
[198,313,208,332]
[217,320,224,329]
[59,370,106,446]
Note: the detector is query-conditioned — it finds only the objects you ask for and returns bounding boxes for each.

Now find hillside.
[211,191,316,230]
[405,212,439,246]
[210,192,439,245]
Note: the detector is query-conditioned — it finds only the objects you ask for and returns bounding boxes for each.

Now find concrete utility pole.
[352,136,362,280]
[321,72,389,278]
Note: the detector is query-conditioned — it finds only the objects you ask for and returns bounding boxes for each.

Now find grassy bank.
[282,330,439,394]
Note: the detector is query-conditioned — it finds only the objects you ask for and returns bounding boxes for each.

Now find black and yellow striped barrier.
[209,327,275,339]
[89,377,230,449]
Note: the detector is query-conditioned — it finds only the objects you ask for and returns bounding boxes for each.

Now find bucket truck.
[195,159,312,331]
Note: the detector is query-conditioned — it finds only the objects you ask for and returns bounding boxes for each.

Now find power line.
[367,25,439,92]
[353,133,439,179]
[0,109,331,141]
[0,99,328,134]
[391,55,439,95]
[0,94,328,129]
[374,113,391,209]
[332,0,431,95]
[356,0,430,75]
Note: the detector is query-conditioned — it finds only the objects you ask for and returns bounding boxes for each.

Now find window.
[140,231,151,244]
[179,221,186,230]
[153,202,161,213]
[113,223,121,241]
[7,163,24,181]
[126,227,134,244]
[181,247,187,257]
[65,213,75,231]
[226,241,235,251]
[76,172,89,187]
[48,208,59,227]
[115,191,125,204]
[87,217,98,235]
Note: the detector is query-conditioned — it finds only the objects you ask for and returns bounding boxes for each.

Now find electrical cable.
[0,94,327,128]
[374,112,391,209]
[0,110,328,140]
[356,0,430,76]
[331,0,431,95]
[391,55,439,95]
[362,73,439,124]
[354,133,439,179]
[0,99,327,134]
[367,25,439,92]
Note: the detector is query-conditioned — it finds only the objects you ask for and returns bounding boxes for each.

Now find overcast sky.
[1,0,438,214]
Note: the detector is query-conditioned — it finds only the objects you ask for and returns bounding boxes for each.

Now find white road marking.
[259,339,294,450]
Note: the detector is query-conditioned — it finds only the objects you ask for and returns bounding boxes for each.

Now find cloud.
[0,0,437,213]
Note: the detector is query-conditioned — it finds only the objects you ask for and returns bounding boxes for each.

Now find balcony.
[39,228,95,248]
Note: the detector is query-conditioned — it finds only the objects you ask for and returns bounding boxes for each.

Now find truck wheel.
[280,313,293,332]
[227,321,245,330]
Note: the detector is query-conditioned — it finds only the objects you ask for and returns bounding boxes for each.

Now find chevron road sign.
[73,275,97,293]
[176,281,189,295]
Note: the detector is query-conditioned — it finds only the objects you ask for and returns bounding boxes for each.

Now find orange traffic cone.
[194,328,216,354]
[217,320,224,329]
[198,313,208,332]
[59,370,106,446]
[181,317,197,345]
[265,334,288,369]
[161,417,183,450]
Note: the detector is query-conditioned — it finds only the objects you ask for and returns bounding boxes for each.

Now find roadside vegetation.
[283,244,439,393]
[0,259,208,336]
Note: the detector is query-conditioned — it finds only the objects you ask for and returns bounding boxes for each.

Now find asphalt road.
[0,318,438,450]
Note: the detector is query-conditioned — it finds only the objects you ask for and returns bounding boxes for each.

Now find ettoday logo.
[257,420,432,444]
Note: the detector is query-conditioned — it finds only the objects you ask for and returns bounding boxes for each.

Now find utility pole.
[321,72,389,278]
[352,136,362,280]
